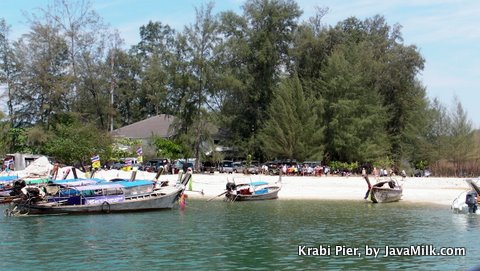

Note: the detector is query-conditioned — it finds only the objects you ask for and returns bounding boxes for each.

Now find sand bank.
[151,172,471,206]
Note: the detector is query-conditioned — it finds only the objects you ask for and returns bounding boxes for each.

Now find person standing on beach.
[372,167,379,180]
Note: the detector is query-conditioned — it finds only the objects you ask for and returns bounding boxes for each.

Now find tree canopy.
[0,0,477,176]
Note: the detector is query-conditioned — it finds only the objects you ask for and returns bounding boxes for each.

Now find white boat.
[224,174,282,201]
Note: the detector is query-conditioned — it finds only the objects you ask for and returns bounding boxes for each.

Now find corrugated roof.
[111,114,175,139]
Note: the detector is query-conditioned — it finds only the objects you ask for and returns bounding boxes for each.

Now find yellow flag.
[92,160,101,169]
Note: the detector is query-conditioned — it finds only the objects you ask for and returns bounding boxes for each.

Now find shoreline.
[71,169,473,206]
[177,173,471,206]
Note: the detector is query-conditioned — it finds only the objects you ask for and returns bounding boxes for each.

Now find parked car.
[111,161,125,170]
[201,161,216,173]
[246,162,260,174]
[182,162,194,172]
[414,169,431,177]
[233,161,245,173]
[144,158,170,173]
[219,160,234,174]
[172,160,195,174]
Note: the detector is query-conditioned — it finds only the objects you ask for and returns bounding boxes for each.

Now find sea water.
[0,200,478,270]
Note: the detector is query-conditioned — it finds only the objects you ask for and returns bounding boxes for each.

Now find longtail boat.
[5,173,192,216]
[224,174,282,201]
[364,176,403,203]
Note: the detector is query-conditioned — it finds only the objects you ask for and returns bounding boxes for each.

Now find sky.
[1,0,479,127]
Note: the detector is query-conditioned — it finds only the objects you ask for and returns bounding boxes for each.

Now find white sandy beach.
[91,169,472,206]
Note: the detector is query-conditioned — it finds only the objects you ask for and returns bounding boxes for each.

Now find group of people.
[275,164,328,176]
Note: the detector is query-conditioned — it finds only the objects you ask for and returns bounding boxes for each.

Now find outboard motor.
[9,179,26,196]
[226,182,236,192]
[465,191,478,213]
[20,186,45,202]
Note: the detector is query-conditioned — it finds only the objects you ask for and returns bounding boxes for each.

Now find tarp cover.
[19,156,53,178]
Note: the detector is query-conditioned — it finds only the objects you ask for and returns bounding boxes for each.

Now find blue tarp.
[0,176,19,182]
[115,180,154,188]
[250,181,268,187]
[254,188,268,195]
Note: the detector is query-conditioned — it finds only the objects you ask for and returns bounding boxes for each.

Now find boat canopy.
[54,180,98,187]
[54,179,102,186]
[73,183,124,191]
[0,176,19,182]
[54,178,104,183]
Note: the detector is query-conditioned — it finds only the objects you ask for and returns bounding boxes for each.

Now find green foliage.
[257,74,324,161]
[110,137,143,161]
[44,120,112,165]
[373,156,395,170]
[445,98,475,175]
[4,128,32,154]
[208,151,224,164]
[219,0,302,155]
[328,161,358,172]
[26,126,52,154]
[320,42,389,163]
[151,137,185,160]
[415,160,428,170]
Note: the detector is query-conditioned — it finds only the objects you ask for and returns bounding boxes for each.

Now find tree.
[179,2,220,169]
[133,21,176,118]
[257,74,323,161]
[291,7,330,83]
[12,23,70,127]
[34,0,114,130]
[42,0,105,101]
[447,97,475,176]
[219,0,302,157]
[412,98,450,173]
[43,114,112,165]
[151,137,185,160]
[111,50,142,126]
[320,43,389,162]
[0,18,17,126]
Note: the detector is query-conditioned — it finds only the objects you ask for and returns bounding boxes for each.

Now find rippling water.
[0,200,478,270]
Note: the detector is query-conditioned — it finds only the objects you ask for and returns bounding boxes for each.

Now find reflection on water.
[0,200,478,270]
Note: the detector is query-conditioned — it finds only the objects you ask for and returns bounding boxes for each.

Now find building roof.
[111,114,175,139]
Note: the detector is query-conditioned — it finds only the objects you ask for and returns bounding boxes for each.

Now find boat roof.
[0,176,19,181]
[54,179,100,187]
[54,178,103,184]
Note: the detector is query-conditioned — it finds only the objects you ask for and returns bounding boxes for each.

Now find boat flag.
[122,159,132,171]
[3,159,14,171]
[136,147,143,163]
[91,155,101,169]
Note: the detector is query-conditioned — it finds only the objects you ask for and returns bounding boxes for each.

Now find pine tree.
[258,74,323,161]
